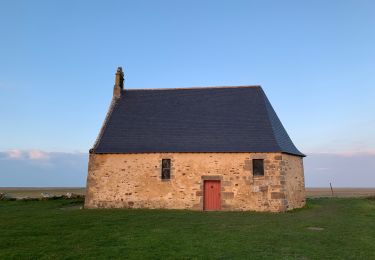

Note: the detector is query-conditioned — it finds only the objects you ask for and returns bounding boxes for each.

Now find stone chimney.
[113,66,124,98]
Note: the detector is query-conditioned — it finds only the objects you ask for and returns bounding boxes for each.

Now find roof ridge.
[123,85,261,91]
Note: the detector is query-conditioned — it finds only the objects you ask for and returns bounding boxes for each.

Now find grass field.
[1,198,374,259]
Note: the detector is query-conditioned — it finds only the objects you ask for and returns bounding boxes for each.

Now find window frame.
[161,159,171,180]
[252,159,264,176]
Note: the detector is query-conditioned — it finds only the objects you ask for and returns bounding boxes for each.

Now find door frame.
[200,175,223,211]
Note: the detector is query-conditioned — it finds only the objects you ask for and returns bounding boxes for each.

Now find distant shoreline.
[1,187,375,199]
[1,187,374,189]
[0,187,85,190]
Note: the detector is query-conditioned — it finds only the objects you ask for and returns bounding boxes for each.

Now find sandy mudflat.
[306,188,375,198]
[1,187,375,199]
[0,187,85,199]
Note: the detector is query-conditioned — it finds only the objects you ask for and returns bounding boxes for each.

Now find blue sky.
[0,1,374,187]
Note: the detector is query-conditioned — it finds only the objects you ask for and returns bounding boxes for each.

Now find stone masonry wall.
[282,153,306,210]
[85,152,305,212]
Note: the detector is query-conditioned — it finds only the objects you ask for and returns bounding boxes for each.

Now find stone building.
[85,67,306,212]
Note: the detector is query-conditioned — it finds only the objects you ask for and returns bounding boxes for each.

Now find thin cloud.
[7,149,23,159]
[304,152,375,187]
[306,150,375,157]
[2,149,85,161]
[28,150,50,160]
[0,150,88,186]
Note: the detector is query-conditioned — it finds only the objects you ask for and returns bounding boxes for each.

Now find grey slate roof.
[92,86,305,157]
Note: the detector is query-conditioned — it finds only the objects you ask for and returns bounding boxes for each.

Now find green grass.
[1,198,374,259]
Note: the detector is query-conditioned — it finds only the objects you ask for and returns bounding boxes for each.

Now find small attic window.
[253,159,264,176]
[161,159,171,180]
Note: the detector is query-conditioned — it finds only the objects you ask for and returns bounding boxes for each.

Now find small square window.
[253,159,264,176]
[161,159,171,180]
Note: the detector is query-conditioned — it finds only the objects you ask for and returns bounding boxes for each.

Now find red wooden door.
[204,180,221,210]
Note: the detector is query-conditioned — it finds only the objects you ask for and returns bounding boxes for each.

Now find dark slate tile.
[93,86,304,157]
